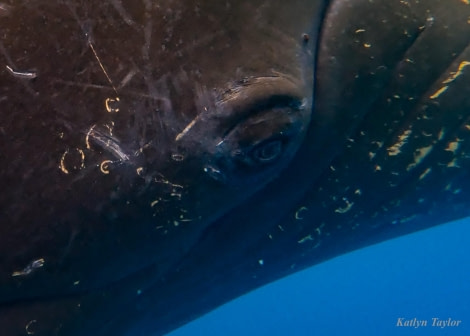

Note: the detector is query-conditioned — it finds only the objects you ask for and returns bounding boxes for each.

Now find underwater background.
[167,218,469,336]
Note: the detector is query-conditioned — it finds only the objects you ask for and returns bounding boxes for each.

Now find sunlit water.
[167,218,470,336]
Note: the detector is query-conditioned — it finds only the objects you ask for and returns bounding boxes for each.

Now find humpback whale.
[1,0,469,335]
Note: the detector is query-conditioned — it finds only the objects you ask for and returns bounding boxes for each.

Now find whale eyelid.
[216,75,306,122]
[221,94,304,138]
[219,75,303,103]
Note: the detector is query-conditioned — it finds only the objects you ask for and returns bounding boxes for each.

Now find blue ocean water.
[167,218,470,336]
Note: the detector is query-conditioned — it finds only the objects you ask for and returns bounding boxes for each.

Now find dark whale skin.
[1,0,470,335]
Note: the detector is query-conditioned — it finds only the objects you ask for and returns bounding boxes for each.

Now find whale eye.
[221,102,304,171]
[251,139,283,163]
[205,76,312,185]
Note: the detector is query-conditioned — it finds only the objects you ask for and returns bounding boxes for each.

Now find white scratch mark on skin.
[104,123,114,136]
[0,3,12,17]
[447,158,460,168]
[109,0,137,27]
[430,86,448,99]
[335,198,354,214]
[295,206,308,220]
[0,41,37,95]
[12,258,45,277]
[387,129,412,156]
[175,116,199,141]
[142,16,153,61]
[406,145,433,171]
[443,61,470,84]
[105,97,120,113]
[430,61,470,99]
[88,128,129,161]
[60,150,70,174]
[85,124,96,150]
[59,148,85,174]
[50,80,115,92]
[419,167,432,180]
[445,139,461,153]
[77,149,85,167]
[298,234,313,244]
[118,69,137,89]
[86,33,118,95]
[5,65,37,79]
[154,174,184,200]
[400,215,417,223]
[25,319,37,335]
[100,160,113,174]
[438,129,446,141]
[171,154,185,161]
[170,192,182,200]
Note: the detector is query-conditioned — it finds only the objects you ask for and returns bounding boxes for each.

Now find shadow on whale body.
[1,0,470,335]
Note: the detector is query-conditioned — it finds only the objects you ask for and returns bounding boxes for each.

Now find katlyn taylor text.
[396,317,462,329]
